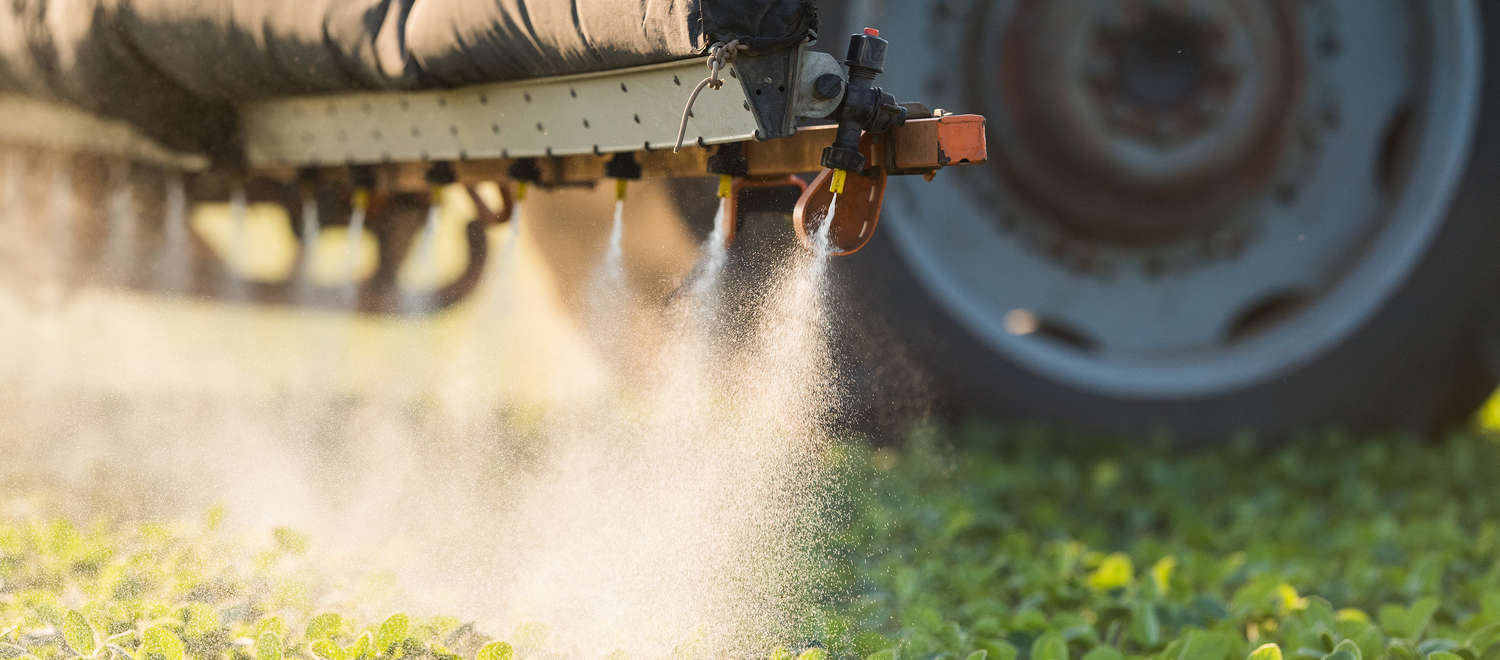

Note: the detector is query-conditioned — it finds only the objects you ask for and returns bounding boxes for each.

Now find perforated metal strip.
[240,59,762,170]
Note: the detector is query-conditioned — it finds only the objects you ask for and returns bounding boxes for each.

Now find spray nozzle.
[296,166,320,198]
[425,161,457,200]
[604,153,642,201]
[604,152,643,181]
[508,158,542,202]
[707,143,748,200]
[350,166,376,210]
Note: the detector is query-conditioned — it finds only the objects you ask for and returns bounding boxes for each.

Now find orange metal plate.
[885,114,988,172]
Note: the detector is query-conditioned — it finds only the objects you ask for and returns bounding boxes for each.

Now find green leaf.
[1384,643,1418,660]
[204,504,226,531]
[1031,631,1069,660]
[965,651,989,660]
[864,651,896,660]
[63,610,96,656]
[1342,622,1383,660]
[979,639,1018,660]
[307,613,343,642]
[795,649,827,660]
[179,603,220,641]
[346,632,374,660]
[140,627,184,660]
[475,641,513,660]
[256,617,287,641]
[1319,640,1360,660]
[1247,643,1283,660]
[1416,639,1459,656]
[1427,653,1461,660]
[272,527,309,555]
[377,614,410,653]
[1175,630,1232,660]
[1151,556,1177,595]
[1380,598,1439,639]
[1087,553,1134,592]
[1472,623,1500,653]
[1131,603,1161,648]
[311,640,345,660]
[256,631,284,660]
[1081,647,1123,660]
[1409,597,1439,636]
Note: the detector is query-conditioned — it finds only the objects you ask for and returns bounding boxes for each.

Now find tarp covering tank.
[0,0,816,155]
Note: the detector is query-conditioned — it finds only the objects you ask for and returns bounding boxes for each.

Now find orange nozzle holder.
[794,135,887,256]
[722,175,810,248]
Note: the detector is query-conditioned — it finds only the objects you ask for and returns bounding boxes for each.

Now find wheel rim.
[878,0,1482,399]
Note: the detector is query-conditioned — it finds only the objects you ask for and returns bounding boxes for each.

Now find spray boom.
[0,25,985,315]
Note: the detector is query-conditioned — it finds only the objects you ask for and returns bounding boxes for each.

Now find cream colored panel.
[241,59,760,169]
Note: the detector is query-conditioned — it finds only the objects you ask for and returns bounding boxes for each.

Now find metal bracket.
[730,43,849,139]
[730,46,802,139]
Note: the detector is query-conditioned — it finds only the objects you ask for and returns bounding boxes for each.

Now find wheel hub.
[991,0,1302,240]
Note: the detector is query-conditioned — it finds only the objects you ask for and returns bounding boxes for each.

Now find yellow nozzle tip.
[717,174,733,199]
[615,178,629,201]
[351,188,370,210]
[516,182,528,202]
[830,169,848,195]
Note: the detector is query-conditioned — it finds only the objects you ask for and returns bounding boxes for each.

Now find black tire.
[818,1,1500,439]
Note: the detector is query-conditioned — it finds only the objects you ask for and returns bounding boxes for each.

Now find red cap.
[863,27,880,37]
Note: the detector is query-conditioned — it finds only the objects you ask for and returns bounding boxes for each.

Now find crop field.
[3,167,1499,660]
[5,423,1500,660]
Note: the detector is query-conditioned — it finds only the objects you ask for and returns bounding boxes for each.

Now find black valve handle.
[820,28,910,175]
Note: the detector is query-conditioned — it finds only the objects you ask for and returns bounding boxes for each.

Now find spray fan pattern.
[0,151,850,658]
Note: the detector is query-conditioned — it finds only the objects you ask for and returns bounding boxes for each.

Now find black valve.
[425,161,457,186]
[707,143,749,177]
[821,28,910,174]
[604,152,642,180]
[508,158,542,184]
[350,165,377,190]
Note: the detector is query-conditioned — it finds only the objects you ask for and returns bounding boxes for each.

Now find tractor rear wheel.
[823,0,1500,437]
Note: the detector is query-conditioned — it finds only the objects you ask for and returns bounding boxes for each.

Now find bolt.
[813,73,846,101]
